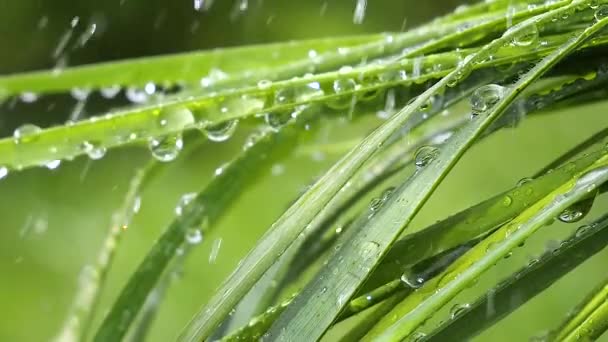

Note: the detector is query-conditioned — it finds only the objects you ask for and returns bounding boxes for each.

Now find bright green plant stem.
[427,213,608,341]
[367,156,608,340]
[551,276,608,341]
[53,164,149,342]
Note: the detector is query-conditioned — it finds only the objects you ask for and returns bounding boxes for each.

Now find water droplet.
[70,87,91,101]
[80,141,107,160]
[415,146,439,168]
[517,177,533,186]
[557,193,596,223]
[575,224,591,237]
[204,120,239,142]
[401,272,425,289]
[410,332,427,342]
[19,92,39,103]
[450,303,470,319]
[447,55,473,87]
[126,86,149,103]
[185,228,203,244]
[326,78,357,109]
[148,133,183,162]
[470,84,505,116]
[502,195,513,207]
[369,197,383,211]
[13,124,42,143]
[100,85,121,98]
[175,192,197,216]
[511,24,539,47]
[594,4,608,20]
[257,79,272,90]
[45,159,61,170]
[0,166,8,180]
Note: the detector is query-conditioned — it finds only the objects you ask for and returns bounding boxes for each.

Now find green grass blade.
[262,3,594,341]
[92,105,320,342]
[427,212,608,341]
[52,162,152,342]
[551,276,608,341]
[0,35,382,95]
[177,3,588,340]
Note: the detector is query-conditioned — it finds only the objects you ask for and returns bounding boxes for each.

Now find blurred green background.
[0,1,607,341]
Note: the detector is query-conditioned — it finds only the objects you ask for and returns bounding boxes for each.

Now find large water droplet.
[204,120,239,142]
[470,84,505,116]
[13,124,42,144]
[185,228,203,244]
[401,272,425,289]
[148,133,183,162]
[415,146,439,168]
[511,24,539,47]
[557,193,596,223]
[80,141,107,160]
[0,166,8,180]
[175,192,197,216]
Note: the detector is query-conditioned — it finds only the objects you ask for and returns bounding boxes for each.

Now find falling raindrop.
[204,120,239,142]
[353,0,367,24]
[415,146,439,168]
[175,192,197,216]
[209,238,222,264]
[148,133,183,162]
[13,124,42,144]
[470,84,505,117]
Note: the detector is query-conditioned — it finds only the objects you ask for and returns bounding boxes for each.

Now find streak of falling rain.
[79,159,93,183]
[353,0,367,24]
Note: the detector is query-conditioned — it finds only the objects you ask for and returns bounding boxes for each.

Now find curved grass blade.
[92,105,321,342]
[550,276,608,341]
[368,157,608,340]
[426,212,608,342]
[262,4,597,341]
[177,3,586,340]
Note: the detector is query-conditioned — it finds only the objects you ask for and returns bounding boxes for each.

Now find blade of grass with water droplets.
[261,4,593,341]
[53,161,153,342]
[177,4,585,340]
[427,212,608,341]
[0,35,382,96]
[550,274,608,341]
[92,106,321,342]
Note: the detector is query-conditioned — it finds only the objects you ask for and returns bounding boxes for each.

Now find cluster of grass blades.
[2,0,608,341]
